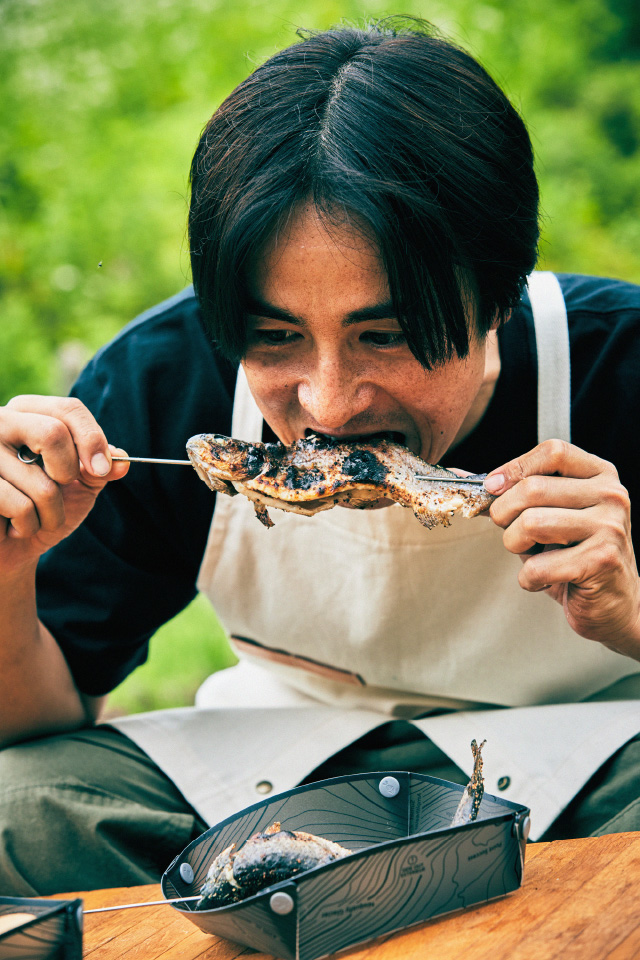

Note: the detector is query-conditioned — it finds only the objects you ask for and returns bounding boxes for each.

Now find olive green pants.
[0,723,638,896]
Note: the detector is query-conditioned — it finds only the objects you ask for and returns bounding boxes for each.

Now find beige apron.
[112,273,640,840]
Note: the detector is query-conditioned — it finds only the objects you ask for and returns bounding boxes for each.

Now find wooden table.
[52,832,640,960]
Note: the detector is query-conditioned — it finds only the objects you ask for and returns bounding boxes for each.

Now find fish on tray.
[186,433,495,529]
[196,822,352,909]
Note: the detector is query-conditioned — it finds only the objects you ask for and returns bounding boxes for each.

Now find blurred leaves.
[1,0,639,403]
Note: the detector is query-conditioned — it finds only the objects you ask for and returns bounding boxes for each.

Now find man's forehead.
[245,292,397,324]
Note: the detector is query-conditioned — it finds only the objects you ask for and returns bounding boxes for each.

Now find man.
[0,20,639,895]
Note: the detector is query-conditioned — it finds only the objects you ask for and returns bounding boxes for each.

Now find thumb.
[78,444,130,488]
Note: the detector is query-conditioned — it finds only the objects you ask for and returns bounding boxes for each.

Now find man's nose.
[297,357,373,430]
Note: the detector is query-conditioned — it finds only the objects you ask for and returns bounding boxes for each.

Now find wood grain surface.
[50,832,640,960]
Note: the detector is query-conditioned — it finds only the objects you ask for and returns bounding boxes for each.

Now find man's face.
[242,203,490,465]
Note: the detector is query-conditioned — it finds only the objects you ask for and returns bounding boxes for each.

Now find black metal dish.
[0,897,83,960]
[162,771,530,960]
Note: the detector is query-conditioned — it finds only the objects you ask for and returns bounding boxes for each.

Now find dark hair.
[189,18,539,368]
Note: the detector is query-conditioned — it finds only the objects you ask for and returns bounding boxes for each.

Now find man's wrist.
[1,556,39,589]
[599,594,640,662]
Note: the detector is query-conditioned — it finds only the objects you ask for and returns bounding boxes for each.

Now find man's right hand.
[0,395,129,575]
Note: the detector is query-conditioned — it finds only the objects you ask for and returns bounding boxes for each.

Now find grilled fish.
[196,821,351,909]
[451,739,486,826]
[186,433,495,529]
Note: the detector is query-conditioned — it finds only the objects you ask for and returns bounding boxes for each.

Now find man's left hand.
[485,438,640,660]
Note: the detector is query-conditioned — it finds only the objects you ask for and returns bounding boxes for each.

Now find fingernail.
[484,473,505,494]
[91,453,110,476]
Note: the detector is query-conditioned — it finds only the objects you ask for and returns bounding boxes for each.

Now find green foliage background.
[1,0,638,713]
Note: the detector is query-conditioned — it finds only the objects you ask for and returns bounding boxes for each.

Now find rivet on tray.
[378,776,400,798]
[256,780,273,795]
[519,816,531,841]
[270,891,295,915]
[179,862,194,883]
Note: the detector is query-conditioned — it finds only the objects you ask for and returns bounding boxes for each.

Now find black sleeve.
[558,274,640,520]
[36,288,237,696]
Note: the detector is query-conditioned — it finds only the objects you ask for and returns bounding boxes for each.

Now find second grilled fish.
[451,739,486,826]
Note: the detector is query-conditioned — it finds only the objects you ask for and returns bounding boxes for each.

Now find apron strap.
[526,271,572,444]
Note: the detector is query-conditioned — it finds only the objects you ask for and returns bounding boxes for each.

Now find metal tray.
[0,897,83,960]
[162,771,530,960]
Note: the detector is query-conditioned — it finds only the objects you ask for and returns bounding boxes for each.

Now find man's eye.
[251,329,300,345]
[362,331,407,347]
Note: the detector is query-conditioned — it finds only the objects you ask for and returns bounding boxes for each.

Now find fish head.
[186,434,268,494]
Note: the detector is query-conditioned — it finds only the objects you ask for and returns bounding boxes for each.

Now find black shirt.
[36,275,640,695]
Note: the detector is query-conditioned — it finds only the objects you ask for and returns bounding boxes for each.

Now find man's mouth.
[304,428,407,446]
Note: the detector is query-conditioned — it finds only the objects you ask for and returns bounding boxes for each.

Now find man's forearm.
[0,565,101,747]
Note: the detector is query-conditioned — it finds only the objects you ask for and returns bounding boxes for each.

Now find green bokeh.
[2,0,638,712]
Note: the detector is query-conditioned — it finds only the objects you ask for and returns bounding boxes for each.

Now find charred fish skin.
[450,739,486,827]
[196,821,352,910]
[197,843,242,905]
[186,433,495,529]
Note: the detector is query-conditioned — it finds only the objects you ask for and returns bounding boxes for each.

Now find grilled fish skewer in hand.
[186,433,495,529]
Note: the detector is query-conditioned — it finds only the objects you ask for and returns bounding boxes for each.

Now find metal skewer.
[84,896,201,914]
[17,447,191,467]
[415,474,487,485]
[17,448,485,480]
[111,456,191,465]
